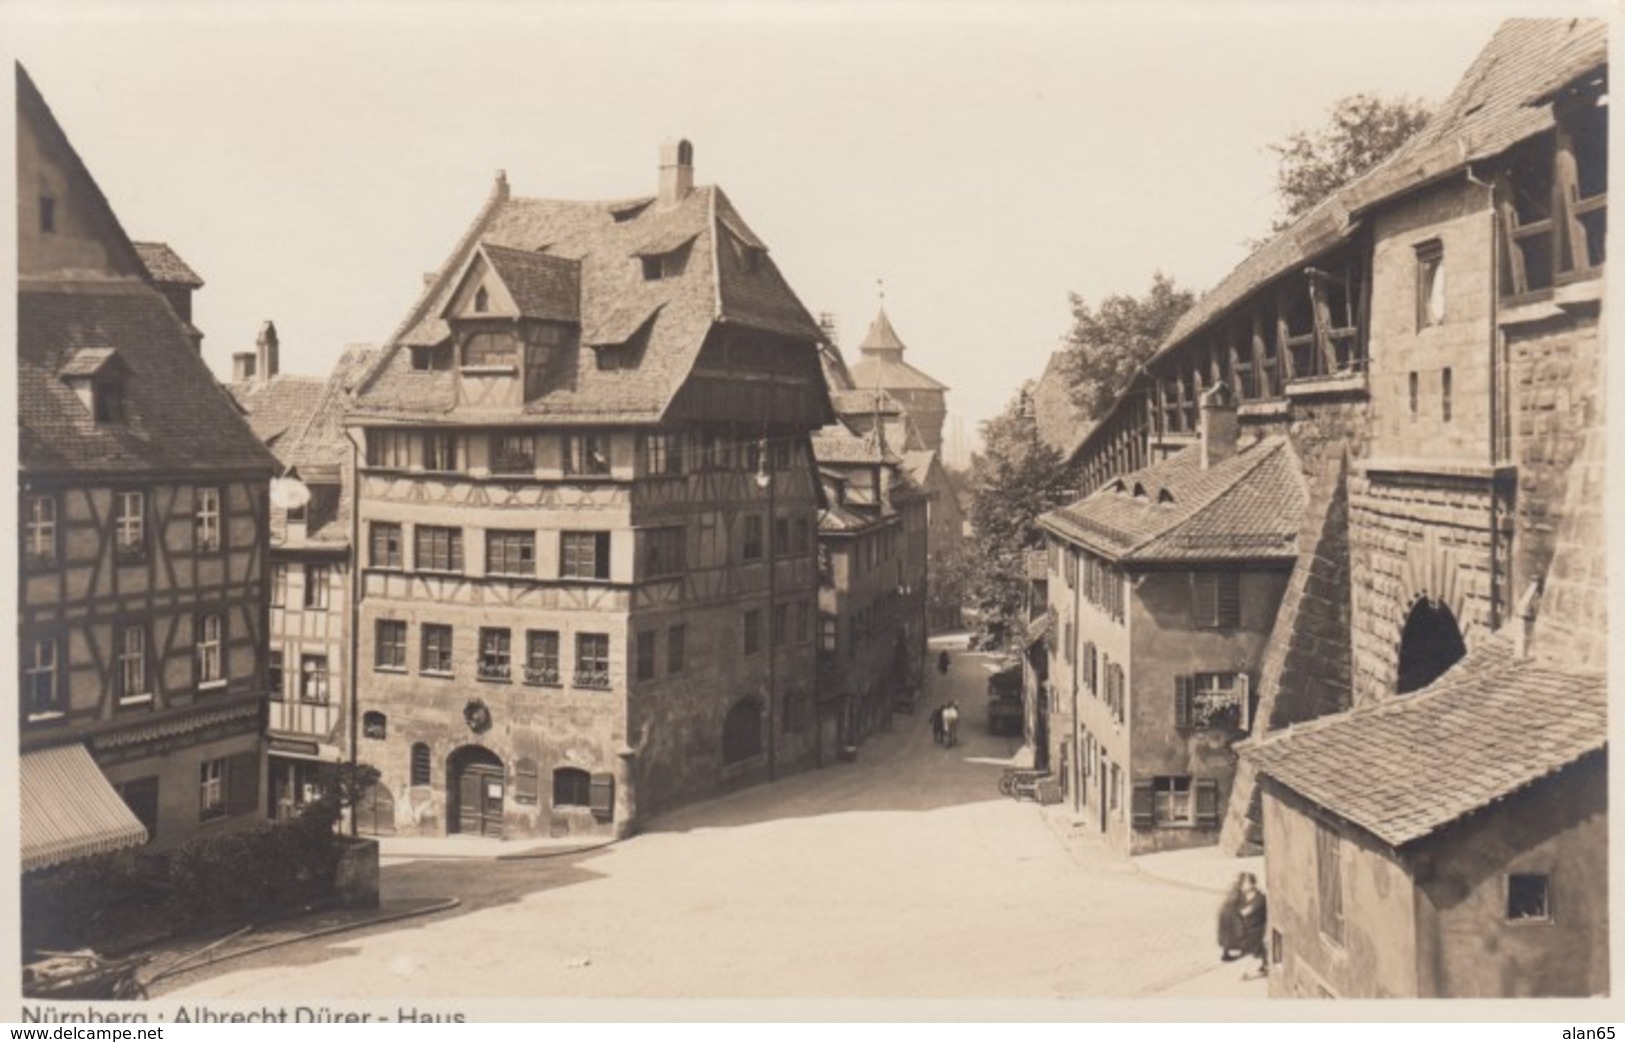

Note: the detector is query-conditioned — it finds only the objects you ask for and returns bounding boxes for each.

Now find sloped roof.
[474,242,581,322]
[859,307,908,353]
[849,352,949,393]
[228,374,327,447]
[831,387,904,416]
[1243,637,1606,849]
[282,345,378,472]
[1031,351,1094,459]
[1040,436,1305,563]
[811,421,899,465]
[356,178,824,425]
[132,241,204,288]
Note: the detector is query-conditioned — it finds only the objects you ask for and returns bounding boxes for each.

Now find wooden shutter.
[1130,779,1155,829]
[1237,673,1252,731]
[1174,676,1193,730]
[1192,572,1217,626]
[226,751,260,816]
[1217,573,1241,628]
[589,772,615,820]
[1195,777,1221,827]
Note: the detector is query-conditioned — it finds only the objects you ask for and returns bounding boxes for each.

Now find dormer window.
[462,331,516,369]
[94,381,126,423]
[1157,488,1176,505]
[638,239,694,281]
[59,348,130,424]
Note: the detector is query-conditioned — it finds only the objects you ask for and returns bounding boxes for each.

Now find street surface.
[162,648,1256,1001]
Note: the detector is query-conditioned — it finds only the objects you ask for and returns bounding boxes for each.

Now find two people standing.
[928,701,960,747]
[1218,872,1269,979]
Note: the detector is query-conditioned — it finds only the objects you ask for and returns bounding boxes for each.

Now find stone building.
[1039,388,1305,854]
[346,141,832,839]
[847,308,949,452]
[17,65,278,866]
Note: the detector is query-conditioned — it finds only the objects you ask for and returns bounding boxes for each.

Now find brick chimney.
[232,352,257,384]
[1199,382,1238,469]
[255,321,279,389]
[658,139,694,208]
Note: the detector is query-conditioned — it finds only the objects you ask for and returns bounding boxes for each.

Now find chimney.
[493,169,510,203]
[658,139,694,207]
[232,352,258,384]
[255,321,279,388]
[1199,382,1238,469]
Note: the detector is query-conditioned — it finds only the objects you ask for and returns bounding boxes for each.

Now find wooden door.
[456,770,482,835]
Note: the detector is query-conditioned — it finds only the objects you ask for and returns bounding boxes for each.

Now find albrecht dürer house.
[346,141,833,839]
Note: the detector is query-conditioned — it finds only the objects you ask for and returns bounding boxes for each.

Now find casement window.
[514,758,539,805]
[560,531,610,580]
[636,629,656,680]
[462,331,516,368]
[268,649,285,700]
[194,487,222,552]
[196,613,224,686]
[1507,873,1552,922]
[477,628,512,681]
[116,625,149,703]
[367,429,413,468]
[744,609,763,655]
[363,711,387,740]
[23,637,61,718]
[198,752,258,823]
[574,633,610,689]
[486,530,536,576]
[370,523,403,568]
[409,345,453,371]
[422,433,459,473]
[1175,673,1251,731]
[640,242,691,281]
[24,495,57,569]
[271,562,288,607]
[415,526,464,573]
[742,515,764,561]
[642,432,683,476]
[1130,776,1218,829]
[668,624,687,674]
[410,743,432,786]
[114,491,145,560]
[641,526,685,579]
[819,614,838,653]
[421,624,454,675]
[1416,241,1446,329]
[772,603,789,648]
[199,759,228,821]
[1316,819,1345,943]
[563,432,611,477]
[554,767,592,807]
[490,433,534,474]
[1191,572,1241,629]
[300,655,329,703]
[375,620,407,671]
[524,630,561,686]
[1155,776,1194,826]
[304,565,331,609]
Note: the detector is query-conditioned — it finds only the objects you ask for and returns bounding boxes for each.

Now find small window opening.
[474,286,490,313]
[1507,873,1550,921]
[1441,367,1453,422]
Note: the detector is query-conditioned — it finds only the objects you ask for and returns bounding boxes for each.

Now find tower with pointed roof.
[846,308,949,453]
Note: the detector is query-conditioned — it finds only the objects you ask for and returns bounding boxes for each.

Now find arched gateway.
[1395,597,1467,695]
[448,745,505,837]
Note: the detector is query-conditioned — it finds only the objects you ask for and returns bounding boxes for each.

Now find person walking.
[1233,872,1269,979]
[941,701,960,748]
[937,649,951,677]
[1217,876,1245,961]
[929,704,946,745]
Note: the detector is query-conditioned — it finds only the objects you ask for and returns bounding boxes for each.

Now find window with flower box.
[524,630,561,686]
[478,628,512,681]
[575,633,610,689]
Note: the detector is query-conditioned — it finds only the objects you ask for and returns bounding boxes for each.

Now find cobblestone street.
[161,650,1261,1002]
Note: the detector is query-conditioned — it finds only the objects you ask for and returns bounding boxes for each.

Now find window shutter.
[1217,573,1241,628]
[1174,675,1193,730]
[1130,780,1155,829]
[226,751,260,816]
[1195,777,1221,827]
[1192,573,1217,626]
[515,758,538,804]
[589,772,615,820]
[1237,673,1252,731]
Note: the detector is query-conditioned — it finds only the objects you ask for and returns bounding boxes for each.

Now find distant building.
[847,308,948,453]
[346,141,832,838]
[17,65,277,867]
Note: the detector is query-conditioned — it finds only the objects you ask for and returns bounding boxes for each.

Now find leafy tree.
[1269,93,1432,229]
[1059,272,1195,421]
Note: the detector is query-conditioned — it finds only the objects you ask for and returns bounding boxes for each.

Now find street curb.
[375,836,622,862]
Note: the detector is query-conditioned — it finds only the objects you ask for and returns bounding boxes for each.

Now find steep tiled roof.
[228,375,327,448]
[811,422,899,465]
[57,346,124,379]
[1040,437,1305,563]
[20,281,279,477]
[1243,637,1606,848]
[282,345,378,472]
[849,352,949,393]
[1031,351,1094,459]
[859,308,908,353]
[474,243,581,323]
[131,241,203,288]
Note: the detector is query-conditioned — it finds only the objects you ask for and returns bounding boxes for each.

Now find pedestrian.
[929,704,946,745]
[942,701,960,748]
[937,650,951,676]
[1216,877,1245,962]
[1233,872,1269,979]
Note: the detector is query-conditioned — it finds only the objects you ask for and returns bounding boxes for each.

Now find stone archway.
[1396,597,1468,694]
[447,745,504,837]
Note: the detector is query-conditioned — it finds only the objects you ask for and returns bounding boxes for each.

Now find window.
[1316,820,1344,944]
[1192,572,1241,628]
[575,633,610,689]
[93,381,126,424]
[304,566,331,609]
[23,637,60,718]
[24,495,57,569]
[772,603,788,648]
[271,563,288,607]
[744,609,763,655]
[1442,367,1453,423]
[300,655,329,703]
[268,650,284,700]
[363,711,387,740]
[114,491,145,560]
[643,432,682,476]
[415,526,464,573]
[422,433,459,473]
[773,517,790,558]
[116,625,148,702]
[486,530,536,576]
[636,630,656,680]
[1507,873,1551,922]
[639,242,691,281]
[478,628,512,681]
[367,429,413,468]
[668,624,686,674]
[642,526,685,578]
[195,487,222,552]
[409,345,453,372]
[1409,371,1419,417]
[1176,673,1250,731]
[561,531,610,580]
[473,286,490,314]
[819,614,838,653]
[564,432,611,476]
[796,601,811,644]
[742,515,764,561]
[421,624,454,675]
[196,614,224,686]
[375,620,407,670]
[524,630,561,686]
[1154,776,1193,826]
[793,517,811,556]
[410,743,432,786]
[554,767,592,807]
[40,194,55,233]
[490,434,534,474]
[1416,241,1445,329]
[199,759,227,821]
[370,523,403,568]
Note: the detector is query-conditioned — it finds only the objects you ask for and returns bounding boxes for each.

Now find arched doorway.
[447,745,505,837]
[722,697,764,764]
[1396,598,1467,694]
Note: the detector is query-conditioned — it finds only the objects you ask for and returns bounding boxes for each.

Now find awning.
[21,744,148,872]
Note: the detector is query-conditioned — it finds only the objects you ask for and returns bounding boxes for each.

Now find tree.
[1059,272,1195,422]
[1269,93,1432,230]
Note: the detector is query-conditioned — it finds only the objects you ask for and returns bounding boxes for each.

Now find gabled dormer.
[441,241,580,407]
[58,347,131,424]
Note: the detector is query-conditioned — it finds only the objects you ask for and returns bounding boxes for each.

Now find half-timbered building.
[17,65,278,867]
[347,141,832,839]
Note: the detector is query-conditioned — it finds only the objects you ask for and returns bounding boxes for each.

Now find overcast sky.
[9,0,1556,462]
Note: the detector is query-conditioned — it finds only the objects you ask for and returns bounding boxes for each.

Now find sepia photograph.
[3,0,1615,1021]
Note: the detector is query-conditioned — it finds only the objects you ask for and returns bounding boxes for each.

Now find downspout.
[1467,163,1504,631]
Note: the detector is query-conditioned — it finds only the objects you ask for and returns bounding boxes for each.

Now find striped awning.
[21,744,148,872]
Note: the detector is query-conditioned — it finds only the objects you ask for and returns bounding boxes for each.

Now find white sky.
[7,0,1564,462]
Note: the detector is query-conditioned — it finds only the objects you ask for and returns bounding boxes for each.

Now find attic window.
[1157,488,1175,505]
[474,286,490,313]
[94,381,127,424]
[1110,478,1127,494]
[611,201,653,224]
[1132,482,1148,500]
[640,241,692,281]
